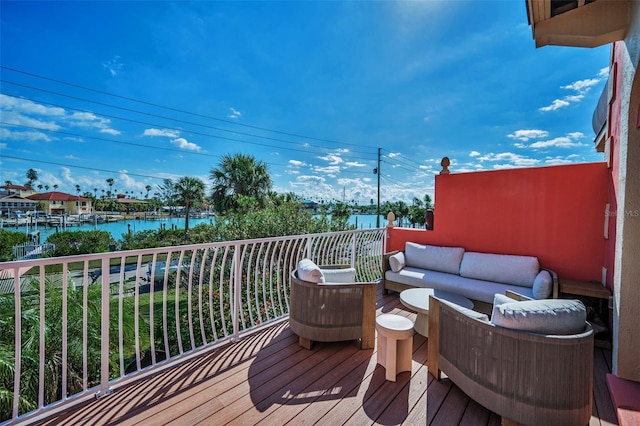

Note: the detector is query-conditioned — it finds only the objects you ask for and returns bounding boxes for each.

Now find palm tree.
[25,168,38,188]
[53,184,58,191]
[173,177,206,233]
[145,185,152,199]
[210,153,272,213]
[106,178,114,199]
[44,185,49,191]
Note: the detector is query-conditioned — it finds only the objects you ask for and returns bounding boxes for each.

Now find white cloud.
[562,78,599,92]
[529,136,583,149]
[540,75,604,113]
[507,129,549,141]
[144,128,180,138]
[539,99,570,112]
[478,152,540,167]
[0,94,65,117]
[319,154,343,165]
[228,107,242,119]
[171,137,202,151]
[388,152,401,158]
[103,56,124,77]
[345,161,366,167]
[314,165,340,176]
[296,175,326,184]
[563,95,584,103]
[469,151,481,157]
[67,111,121,135]
[598,67,609,78]
[288,159,305,167]
[0,127,52,142]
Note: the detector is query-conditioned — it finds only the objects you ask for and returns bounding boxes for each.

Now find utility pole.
[375,148,381,228]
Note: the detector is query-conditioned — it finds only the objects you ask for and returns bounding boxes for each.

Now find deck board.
[35,288,616,426]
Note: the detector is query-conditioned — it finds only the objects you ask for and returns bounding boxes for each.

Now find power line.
[1,79,377,157]
[1,123,376,178]
[2,92,379,161]
[1,65,377,150]
[1,155,173,182]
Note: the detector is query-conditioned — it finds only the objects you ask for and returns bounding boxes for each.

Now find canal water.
[3,214,386,243]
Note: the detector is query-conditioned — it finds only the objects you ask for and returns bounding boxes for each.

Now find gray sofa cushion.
[459,252,539,287]
[491,299,587,335]
[532,270,553,299]
[404,242,465,275]
[385,267,536,304]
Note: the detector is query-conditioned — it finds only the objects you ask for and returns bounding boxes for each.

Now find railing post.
[232,245,241,342]
[98,257,111,398]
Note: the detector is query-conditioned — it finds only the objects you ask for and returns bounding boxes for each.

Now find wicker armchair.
[289,265,377,350]
[427,295,594,426]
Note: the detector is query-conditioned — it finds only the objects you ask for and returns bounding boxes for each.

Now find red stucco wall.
[387,162,608,282]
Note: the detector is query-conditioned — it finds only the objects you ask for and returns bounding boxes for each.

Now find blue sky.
[0,1,609,205]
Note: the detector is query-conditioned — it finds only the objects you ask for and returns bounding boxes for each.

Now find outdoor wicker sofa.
[427,293,594,426]
[289,262,377,350]
[383,242,559,314]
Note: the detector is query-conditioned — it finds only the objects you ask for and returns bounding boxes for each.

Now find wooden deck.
[37,287,618,426]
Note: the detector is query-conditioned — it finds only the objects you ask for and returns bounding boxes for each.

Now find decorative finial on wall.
[387,211,395,228]
[440,157,451,175]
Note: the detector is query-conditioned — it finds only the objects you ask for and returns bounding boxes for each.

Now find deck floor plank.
[33,289,616,426]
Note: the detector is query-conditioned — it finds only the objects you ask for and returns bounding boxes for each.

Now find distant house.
[27,191,92,215]
[0,193,37,216]
[0,184,35,198]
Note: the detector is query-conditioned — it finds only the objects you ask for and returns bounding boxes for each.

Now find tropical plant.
[0,277,142,421]
[0,230,29,261]
[46,230,112,257]
[173,177,206,234]
[210,153,272,213]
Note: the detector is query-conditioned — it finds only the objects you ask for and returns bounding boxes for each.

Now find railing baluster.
[187,249,197,351]
[232,244,241,341]
[198,247,209,346]
[81,261,88,392]
[38,265,45,408]
[12,267,21,419]
[99,256,110,397]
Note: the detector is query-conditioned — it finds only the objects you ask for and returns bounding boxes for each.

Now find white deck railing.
[0,228,385,424]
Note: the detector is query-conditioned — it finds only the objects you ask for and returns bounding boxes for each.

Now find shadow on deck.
[36,286,618,426]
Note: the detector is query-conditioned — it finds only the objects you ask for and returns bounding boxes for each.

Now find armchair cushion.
[532,270,553,299]
[388,251,406,272]
[491,298,587,335]
[319,267,356,284]
[297,259,324,283]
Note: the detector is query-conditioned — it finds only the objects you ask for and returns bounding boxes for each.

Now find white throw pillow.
[388,252,406,272]
[404,242,465,275]
[532,270,553,299]
[320,267,356,284]
[491,299,587,335]
[297,259,324,283]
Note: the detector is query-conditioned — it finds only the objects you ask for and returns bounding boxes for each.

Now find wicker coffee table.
[400,288,474,336]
